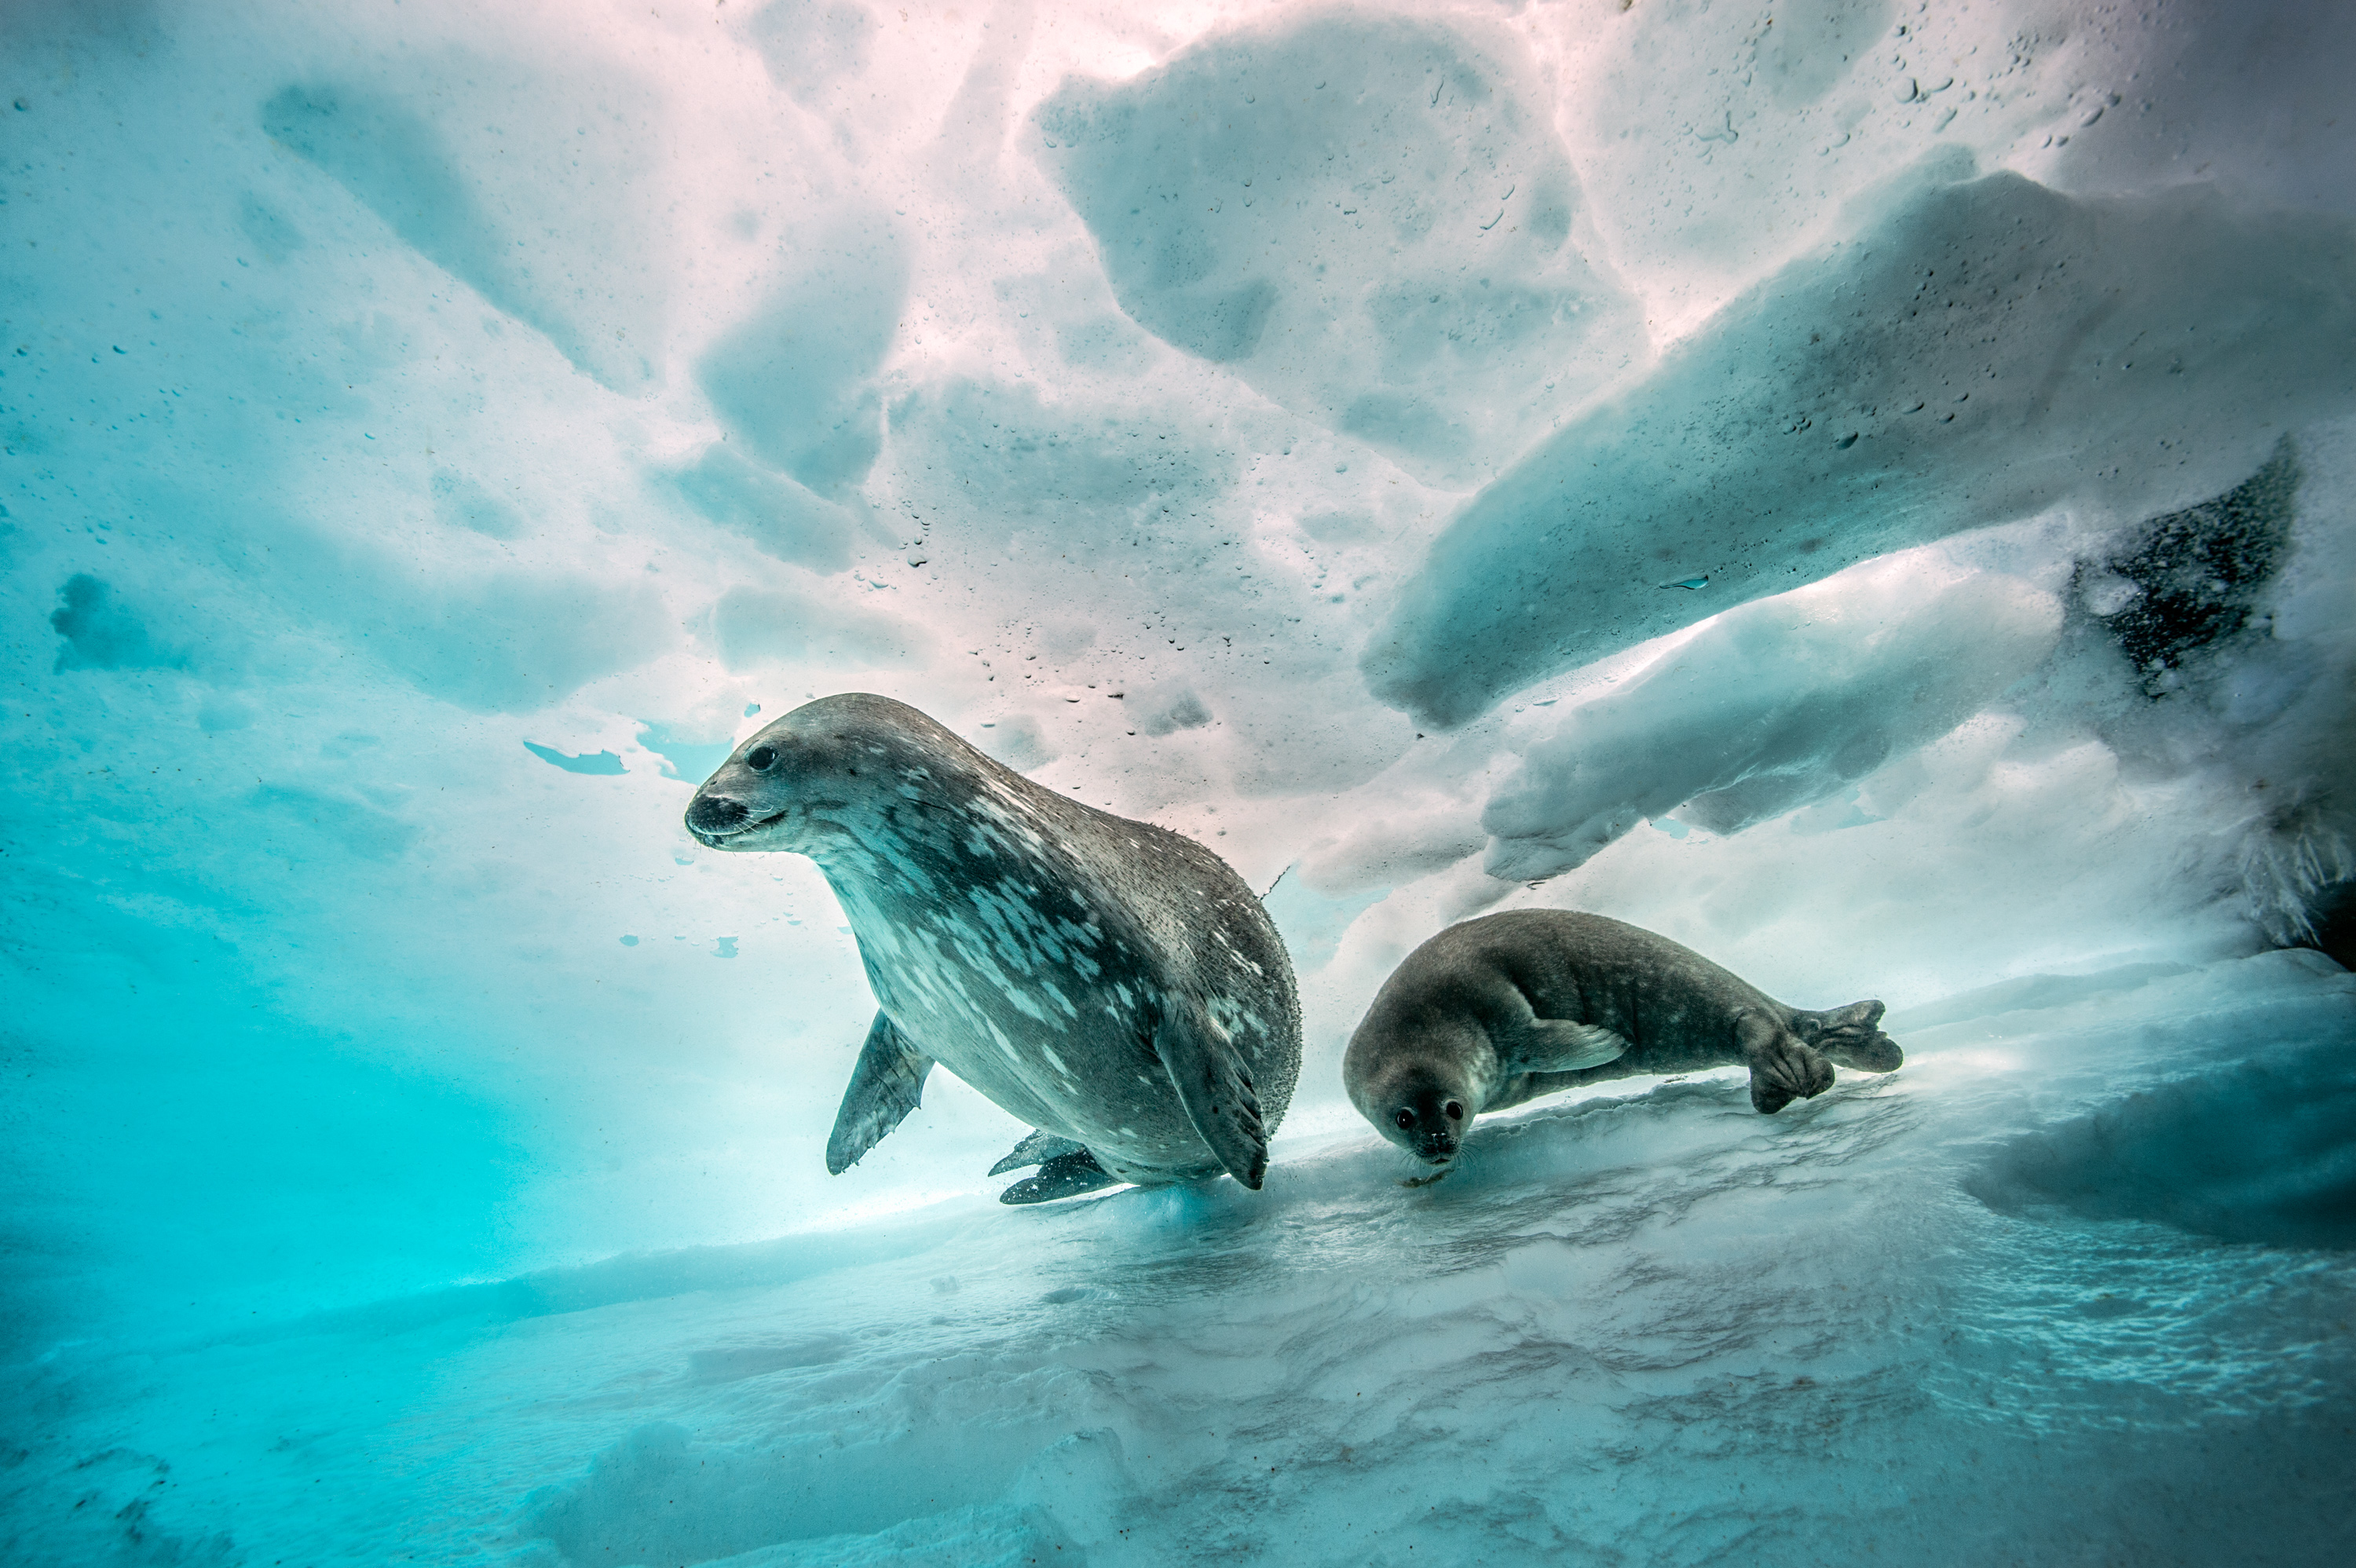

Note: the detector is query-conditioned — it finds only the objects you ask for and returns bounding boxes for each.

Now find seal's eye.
[1444,1101,1464,1121]
[1394,1109,1414,1131]
[746,745,777,772]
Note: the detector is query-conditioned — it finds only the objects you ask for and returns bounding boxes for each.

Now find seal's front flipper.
[1796,1000,1903,1073]
[1158,992,1270,1189]
[1520,1018,1631,1073]
[999,1148,1121,1204]
[989,1128,1085,1177]
[1736,1009,1834,1114]
[825,1012,935,1174]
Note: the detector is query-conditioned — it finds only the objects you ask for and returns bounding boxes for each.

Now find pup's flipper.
[825,1012,935,1174]
[1736,1009,1835,1114]
[989,1128,1086,1177]
[999,1148,1122,1204]
[1796,1000,1903,1073]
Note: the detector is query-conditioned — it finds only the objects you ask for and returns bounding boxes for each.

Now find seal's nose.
[686,794,750,837]
[1418,1133,1457,1164]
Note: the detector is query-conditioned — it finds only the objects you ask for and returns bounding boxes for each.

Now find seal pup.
[1344,909,1901,1170]
[685,693,1301,1203]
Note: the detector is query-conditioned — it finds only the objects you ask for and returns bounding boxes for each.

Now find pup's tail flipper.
[1795,1000,1903,1073]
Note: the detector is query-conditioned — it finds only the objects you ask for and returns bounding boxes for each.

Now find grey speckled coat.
[686,694,1300,1194]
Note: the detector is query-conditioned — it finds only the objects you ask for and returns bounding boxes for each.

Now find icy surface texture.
[4,0,2355,1562]
[7,954,2352,1564]
[1363,167,2356,726]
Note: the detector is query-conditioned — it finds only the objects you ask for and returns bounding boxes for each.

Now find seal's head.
[1345,1047,1476,1167]
[684,693,980,854]
[1388,1075,1468,1165]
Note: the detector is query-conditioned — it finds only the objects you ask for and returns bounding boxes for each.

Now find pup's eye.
[746,746,777,772]
[1444,1101,1464,1120]
[1394,1109,1414,1131]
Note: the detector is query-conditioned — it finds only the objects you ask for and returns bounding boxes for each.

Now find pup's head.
[1345,1029,1478,1166]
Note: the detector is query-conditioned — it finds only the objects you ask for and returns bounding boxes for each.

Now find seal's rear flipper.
[825,1012,935,1174]
[1158,992,1270,1189]
[1796,1000,1904,1073]
[999,1148,1121,1204]
[1736,1009,1835,1114]
[989,1128,1085,1176]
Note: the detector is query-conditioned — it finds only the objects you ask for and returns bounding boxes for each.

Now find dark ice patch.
[524,741,625,776]
[2088,438,2299,696]
[1968,1032,2356,1250]
[49,573,181,672]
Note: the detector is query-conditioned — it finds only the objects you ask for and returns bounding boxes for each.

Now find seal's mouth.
[690,810,784,848]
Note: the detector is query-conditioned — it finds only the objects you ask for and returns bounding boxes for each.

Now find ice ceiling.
[3,1,2353,1563]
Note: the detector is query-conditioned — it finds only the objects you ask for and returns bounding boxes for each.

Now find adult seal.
[1344,909,1901,1168]
[685,693,1301,1203]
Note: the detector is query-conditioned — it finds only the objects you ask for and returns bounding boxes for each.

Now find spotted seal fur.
[686,693,1301,1202]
